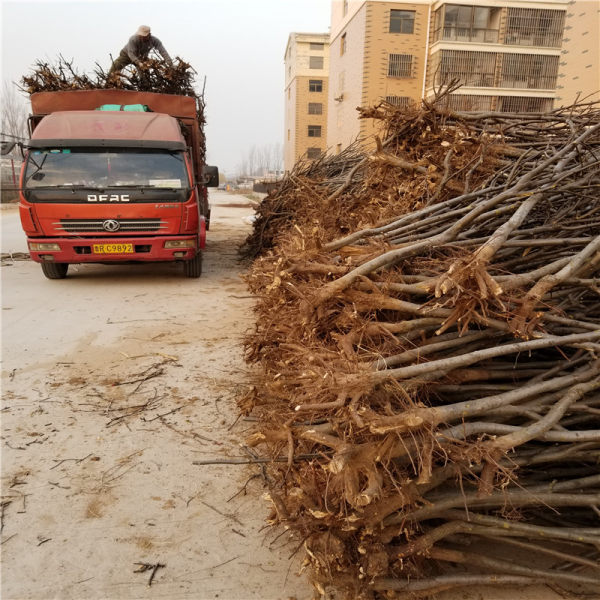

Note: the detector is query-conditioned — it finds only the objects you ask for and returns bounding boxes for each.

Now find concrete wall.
[284,76,297,171]
[327,3,368,152]
[331,0,369,39]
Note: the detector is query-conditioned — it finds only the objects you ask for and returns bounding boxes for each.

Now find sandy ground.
[0,194,576,600]
[1,192,309,600]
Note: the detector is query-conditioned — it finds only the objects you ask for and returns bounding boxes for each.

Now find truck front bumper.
[26,234,204,264]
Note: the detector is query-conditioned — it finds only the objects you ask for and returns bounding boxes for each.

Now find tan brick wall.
[295,76,329,163]
[361,1,430,141]
[284,33,329,171]
[328,1,430,151]
[557,0,600,105]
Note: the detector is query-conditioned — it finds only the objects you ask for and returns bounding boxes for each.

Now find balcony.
[435,26,499,44]
[505,8,565,48]
[503,32,563,48]
[499,76,558,90]
[438,72,496,88]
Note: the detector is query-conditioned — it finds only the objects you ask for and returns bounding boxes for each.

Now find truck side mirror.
[202,165,219,187]
[0,141,16,155]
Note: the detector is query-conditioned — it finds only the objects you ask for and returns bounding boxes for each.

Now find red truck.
[13,89,217,278]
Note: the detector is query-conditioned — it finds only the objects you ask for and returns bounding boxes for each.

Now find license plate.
[93,243,134,254]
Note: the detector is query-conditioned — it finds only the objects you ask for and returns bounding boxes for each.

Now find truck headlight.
[29,243,61,251]
[164,240,196,249]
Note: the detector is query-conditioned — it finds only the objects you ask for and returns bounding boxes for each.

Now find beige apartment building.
[326,0,599,152]
[284,33,330,171]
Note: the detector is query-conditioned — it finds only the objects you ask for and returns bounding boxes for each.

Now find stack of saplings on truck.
[12,87,217,278]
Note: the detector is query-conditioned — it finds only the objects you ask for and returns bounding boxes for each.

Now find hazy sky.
[1,0,332,175]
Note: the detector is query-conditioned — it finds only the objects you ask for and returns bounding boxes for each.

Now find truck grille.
[54,219,168,233]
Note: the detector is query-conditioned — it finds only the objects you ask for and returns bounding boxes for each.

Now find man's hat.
[136,25,151,36]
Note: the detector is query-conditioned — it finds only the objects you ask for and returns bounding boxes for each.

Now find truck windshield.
[24,148,190,189]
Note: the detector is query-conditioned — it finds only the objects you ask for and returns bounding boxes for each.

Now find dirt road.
[0,192,308,600]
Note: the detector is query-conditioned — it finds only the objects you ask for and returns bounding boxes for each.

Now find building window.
[308,125,322,137]
[434,50,559,91]
[309,56,324,69]
[336,143,342,154]
[310,42,325,50]
[340,32,347,55]
[433,50,497,87]
[308,102,323,115]
[434,4,501,43]
[499,54,559,89]
[343,0,348,16]
[287,129,290,141]
[440,93,554,113]
[390,10,415,34]
[446,94,495,111]
[307,147,322,159]
[498,96,554,113]
[309,79,323,92]
[385,96,413,107]
[505,8,565,48]
[388,54,414,78]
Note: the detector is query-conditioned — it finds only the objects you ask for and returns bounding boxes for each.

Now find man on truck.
[109,25,172,74]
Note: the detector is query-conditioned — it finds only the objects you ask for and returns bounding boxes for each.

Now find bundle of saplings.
[241,97,600,599]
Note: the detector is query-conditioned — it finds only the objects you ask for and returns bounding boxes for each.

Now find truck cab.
[17,89,217,278]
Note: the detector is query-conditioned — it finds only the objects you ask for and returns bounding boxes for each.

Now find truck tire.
[41,262,69,279]
[183,251,202,278]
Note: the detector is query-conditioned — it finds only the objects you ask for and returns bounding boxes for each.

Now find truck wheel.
[183,252,202,278]
[41,262,69,279]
